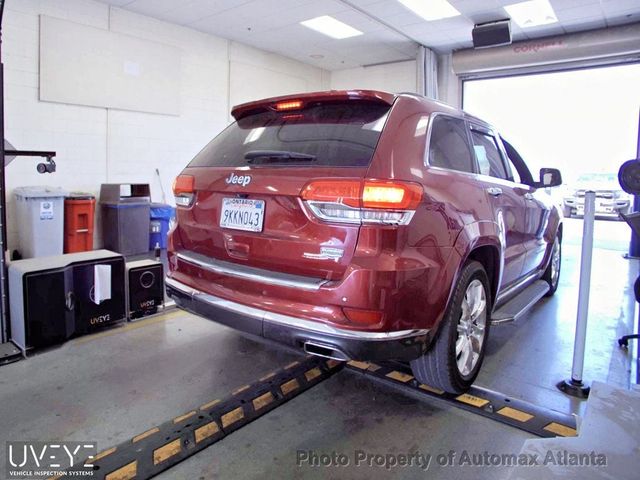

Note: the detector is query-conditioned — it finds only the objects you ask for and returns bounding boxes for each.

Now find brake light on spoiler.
[275,100,304,111]
[231,90,395,121]
[301,179,422,225]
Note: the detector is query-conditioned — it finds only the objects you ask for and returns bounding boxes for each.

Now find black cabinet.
[9,250,126,352]
[21,268,74,349]
[126,260,164,320]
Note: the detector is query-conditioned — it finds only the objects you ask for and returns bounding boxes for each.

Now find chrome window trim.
[166,276,430,341]
[176,250,327,291]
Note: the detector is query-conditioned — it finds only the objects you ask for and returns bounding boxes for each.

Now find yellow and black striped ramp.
[345,360,578,439]
[58,357,343,480]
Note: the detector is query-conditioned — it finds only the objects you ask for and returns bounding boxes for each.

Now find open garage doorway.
[463,63,640,253]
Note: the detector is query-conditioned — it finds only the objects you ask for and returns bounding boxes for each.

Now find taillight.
[301,180,361,207]
[362,180,422,209]
[301,179,422,225]
[173,175,195,207]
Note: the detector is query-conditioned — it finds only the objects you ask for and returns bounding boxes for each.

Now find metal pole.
[557,190,595,398]
[628,109,640,258]
[571,190,595,381]
[637,108,640,162]
[0,0,7,344]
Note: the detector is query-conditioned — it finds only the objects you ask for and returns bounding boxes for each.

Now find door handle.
[487,187,503,197]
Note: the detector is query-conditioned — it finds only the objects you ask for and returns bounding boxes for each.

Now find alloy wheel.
[550,237,561,288]
[455,279,487,377]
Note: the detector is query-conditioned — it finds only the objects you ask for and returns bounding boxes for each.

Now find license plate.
[597,202,612,212]
[220,198,265,232]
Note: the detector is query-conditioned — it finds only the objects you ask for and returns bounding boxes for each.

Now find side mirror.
[536,168,562,188]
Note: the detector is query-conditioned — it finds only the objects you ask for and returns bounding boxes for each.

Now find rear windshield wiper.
[245,150,317,163]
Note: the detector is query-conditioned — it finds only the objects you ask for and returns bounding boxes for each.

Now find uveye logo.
[6,441,97,478]
[89,314,110,325]
[225,173,251,187]
[140,299,155,309]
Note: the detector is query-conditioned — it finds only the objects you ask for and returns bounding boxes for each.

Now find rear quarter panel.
[363,96,500,331]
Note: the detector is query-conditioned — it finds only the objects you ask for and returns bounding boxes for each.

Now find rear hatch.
[175,93,394,281]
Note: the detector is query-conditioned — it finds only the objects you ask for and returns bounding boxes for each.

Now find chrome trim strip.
[495,270,542,307]
[176,250,326,291]
[166,276,430,341]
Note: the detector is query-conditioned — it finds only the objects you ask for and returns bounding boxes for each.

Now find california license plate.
[220,198,265,232]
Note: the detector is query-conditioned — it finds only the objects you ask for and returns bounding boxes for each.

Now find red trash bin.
[64,194,96,253]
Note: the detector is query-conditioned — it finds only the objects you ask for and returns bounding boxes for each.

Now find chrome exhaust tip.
[303,341,349,362]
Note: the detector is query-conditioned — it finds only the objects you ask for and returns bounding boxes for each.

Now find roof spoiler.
[230,90,396,121]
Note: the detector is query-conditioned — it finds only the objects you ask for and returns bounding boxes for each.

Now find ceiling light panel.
[300,15,363,39]
[504,0,558,28]
[397,0,461,21]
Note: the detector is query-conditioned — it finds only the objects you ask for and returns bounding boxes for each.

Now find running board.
[491,280,549,325]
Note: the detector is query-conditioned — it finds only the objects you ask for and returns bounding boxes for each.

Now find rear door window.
[188,101,391,168]
[471,130,508,180]
[427,115,475,173]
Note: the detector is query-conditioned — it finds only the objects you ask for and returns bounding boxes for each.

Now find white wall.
[330,60,417,93]
[3,0,329,251]
[228,42,331,120]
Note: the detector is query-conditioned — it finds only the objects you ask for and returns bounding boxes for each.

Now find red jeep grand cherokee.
[166,90,563,393]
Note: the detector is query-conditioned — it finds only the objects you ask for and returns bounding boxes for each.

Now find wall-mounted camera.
[36,158,56,174]
[4,147,57,174]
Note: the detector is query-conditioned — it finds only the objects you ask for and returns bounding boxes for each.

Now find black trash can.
[100,184,151,256]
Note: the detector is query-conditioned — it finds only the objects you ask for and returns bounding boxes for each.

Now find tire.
[410,260,491,394]
[543,235,561,297]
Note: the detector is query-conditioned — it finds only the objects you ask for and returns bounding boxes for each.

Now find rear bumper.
[165,276,431,362]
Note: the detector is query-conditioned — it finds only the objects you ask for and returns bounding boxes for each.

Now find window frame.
[424,112,532,188]
[500,137,536,187]
[424,112,478,176]
[467,122,516,182]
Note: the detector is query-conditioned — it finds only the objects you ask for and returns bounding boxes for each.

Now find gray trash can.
[100,184,151,256]
[14,186,68,258]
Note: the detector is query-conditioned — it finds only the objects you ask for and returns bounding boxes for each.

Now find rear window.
[188,101,391,168]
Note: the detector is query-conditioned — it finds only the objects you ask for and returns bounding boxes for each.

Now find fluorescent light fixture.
[300,15,363,39]
[504,0,558,28]
[397,0,460,21]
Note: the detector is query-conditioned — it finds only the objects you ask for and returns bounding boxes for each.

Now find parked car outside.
[563,172,631,219]
[166,90,563,394]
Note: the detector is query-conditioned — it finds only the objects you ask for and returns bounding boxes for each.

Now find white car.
[563,173,631,219]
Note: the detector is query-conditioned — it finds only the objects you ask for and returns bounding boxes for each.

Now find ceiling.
[98,0,640,70]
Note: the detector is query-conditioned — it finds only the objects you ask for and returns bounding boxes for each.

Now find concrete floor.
[0,217,637,479]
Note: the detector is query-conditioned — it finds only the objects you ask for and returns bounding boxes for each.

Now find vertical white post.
[571,190,595,382]
[559,190,595,397]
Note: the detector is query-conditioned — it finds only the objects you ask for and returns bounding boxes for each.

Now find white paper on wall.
[39,15,181,115]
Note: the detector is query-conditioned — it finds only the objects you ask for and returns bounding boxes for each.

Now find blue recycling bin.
[149,203,175,250]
